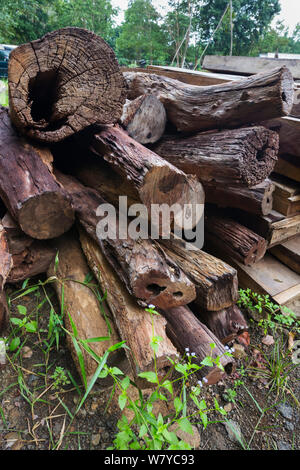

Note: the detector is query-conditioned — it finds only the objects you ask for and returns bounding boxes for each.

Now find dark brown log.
[55,171,196,310]
[205,212,267,266]
[0,223,12,332]
[0,107,74,239]
[163,306,235,384]
[194,305,248,345]
[159,237,238,311]
[89,125,204,234]
[80,229,178,383]
[124,67,293,133]
[262,116,300,158]
[154,127,279,187]
[120,94,166,144]
[204,179,275,216]
[47,231,122,385]
[8,27,127,143]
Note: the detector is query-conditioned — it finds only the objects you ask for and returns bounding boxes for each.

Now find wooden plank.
[262,117,300,158]
[274,155,300,182]
[202,55,300,80]
[271,174,300,216]
[269,236,300,274]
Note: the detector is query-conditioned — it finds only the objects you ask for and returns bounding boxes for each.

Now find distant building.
[259,52,300,60]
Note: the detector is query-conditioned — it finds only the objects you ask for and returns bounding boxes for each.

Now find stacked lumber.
[2,30,299,387]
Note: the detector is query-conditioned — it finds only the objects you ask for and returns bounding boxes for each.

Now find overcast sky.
[112,0,300,33]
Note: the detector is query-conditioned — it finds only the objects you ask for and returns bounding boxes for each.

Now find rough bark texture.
[162,306,235,384]
[205,212,267,266]
[55,171,196,310]
[90,125,204,234]
[8,27,127,143]
[124,67,293,133]
[47,231,122,384]
[204,179,275,216]
[154,127,279,187]
[0,107,74,239]
[159,237,238,311]
[195,305,248,345]
[80,229,178,383]
[120,94,166,144]
[0,223,12,332]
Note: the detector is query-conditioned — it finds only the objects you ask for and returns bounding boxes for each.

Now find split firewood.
[119,94,167,144]
[55,171,196,310]
[154,127,279,187]
[80,229,178,383]
[124,66,293,133]
[8,27,127,143]
[159,237,238,311]
[0,107,74,239]
[194,305,248,345]
[162,305,235,384]
[47,231,123,385]
[204,179,275,216]
[205,211,267,266]
[89,125,204,234]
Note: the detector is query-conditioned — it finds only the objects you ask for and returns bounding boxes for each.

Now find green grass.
[0,79,8,107]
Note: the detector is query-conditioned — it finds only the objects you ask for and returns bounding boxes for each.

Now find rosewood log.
[124,67,293,133]
[0,107,74,239]
[80,229,178,383]
[120,94,166,144]
[159,237,238,311]
[0,223,12,332]
[163,306,235,384]
[8,27,127,143]
[55,171,196,309]
[154,127,279,187]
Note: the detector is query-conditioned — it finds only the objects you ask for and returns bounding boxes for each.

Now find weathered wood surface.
[55,171,196,310]
[159,237,238,311]
[0,107,74,239]
[205,212,267,266]
[204,179,274,215]
[8,27,127,143]
[80,230,178,383]
[0,223,12,332]
[124,67,293,133]
[163,305,235,384]
[154,127,279,187]
[274,155,300,183]
[195,305,248,344]
[120,94,166,144]
[262,116,300,158]
[48,231,122,384]
[269,236,300,275]
[271,174,300,217]
[202,55,300,80]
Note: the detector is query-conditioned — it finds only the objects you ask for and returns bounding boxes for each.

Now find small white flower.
[231,347,235,353]
[148,304,155,309]
[186,352,190,357]
[197,380,203,387]
[185,347,190,352]
[203,377,208,383]
[224,345,229,351]
[191,352,196,356]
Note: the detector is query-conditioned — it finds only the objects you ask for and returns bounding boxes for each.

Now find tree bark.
[55,171,196,310]
[47,230,122,385]
[80,229,178,383]
[162,306,235,384]
[8,27,127,143]
[154,127,279,187]
[124,67,293,133]
[0,107,74,239]
[119,95,166,144]
[159,237,238,311]
[195,305,248,345]
[205,211,267,266]
[204,179,275,216]
[0,223,12,332]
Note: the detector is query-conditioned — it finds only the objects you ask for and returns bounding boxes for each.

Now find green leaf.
[139,424,147,438]
[174,396,183,414]
[10,317,23,326]
[201,356,214,367]
[24,321,37,333]
[138,371,158,384]
[178,417,193,435]
[110,367,124,376]
[121,376,130,391]
[9,337,20,351]
[118,393,127,411]
[17,305,27,316]
[161,379,173,395]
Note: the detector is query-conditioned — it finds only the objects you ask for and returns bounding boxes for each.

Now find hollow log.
[80,229,178,383]
[55,171,196,310]
[119,94,166,144]
[194,305,248,345]
[162,306,235,384]
[0,107,74,239]
[8,27,127,143]
[204,179,275,216]
[47,231,122,385]
[159,237,238,311]
[124,67,293,133]
[205,212,267,266]
[89,125,204,234]
[154,126,279,187]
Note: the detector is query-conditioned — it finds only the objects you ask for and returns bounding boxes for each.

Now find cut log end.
[18,191,74,239]
[280,66,295,115]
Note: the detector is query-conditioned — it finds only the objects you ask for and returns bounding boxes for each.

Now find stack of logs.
[0,27,296,387]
